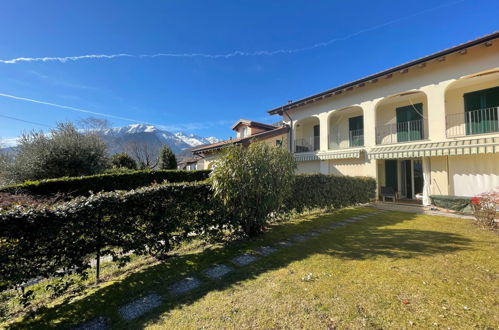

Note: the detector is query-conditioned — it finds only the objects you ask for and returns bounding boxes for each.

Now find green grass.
[4,207,499,329]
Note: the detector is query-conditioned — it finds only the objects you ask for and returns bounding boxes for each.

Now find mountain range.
[1,124,220,159]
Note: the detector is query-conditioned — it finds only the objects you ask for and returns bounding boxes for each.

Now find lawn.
[5,207,499,329]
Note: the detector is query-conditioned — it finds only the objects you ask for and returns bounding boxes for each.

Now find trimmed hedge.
[0,173,376,288]
[0,169,211,197]
[430,195,472,213]
[0,182,224,287]
[287,174,376,212]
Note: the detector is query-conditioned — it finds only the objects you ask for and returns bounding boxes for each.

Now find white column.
[359,100,380,147]
[422,157,431,206]
[318,113,329,151]
[420,81,454,141]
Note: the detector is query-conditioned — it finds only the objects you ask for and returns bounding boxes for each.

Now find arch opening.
[327,106,364,150]
[444,68,499,138]
[294,116,320,153]
[374,91,428,145]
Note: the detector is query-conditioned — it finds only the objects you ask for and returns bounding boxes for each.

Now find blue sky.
[0,0,498,143]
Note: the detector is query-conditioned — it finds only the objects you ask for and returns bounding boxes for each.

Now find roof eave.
[268,31,499,115]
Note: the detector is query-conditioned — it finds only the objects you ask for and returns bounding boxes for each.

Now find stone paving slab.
[276,240,294,248]
[204,264,233,279]
[169,277,202,296]
[256,246,278,256]
[118,293,162,321]
[73,316,108,330]
[303,231,320,237]
[290,234,309,243]
[231,254,259,266]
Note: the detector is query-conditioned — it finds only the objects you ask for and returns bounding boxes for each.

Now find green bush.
[430,195,472,213]
[0,182,224,287]
[4,122,109,183]
[211,142,296,237]
[0,169,211,197]
[110,152,137,170]
[287,174,376,212]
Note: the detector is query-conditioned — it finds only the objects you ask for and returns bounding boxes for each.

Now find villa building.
[192,119,288,169]
[268,32,499,205]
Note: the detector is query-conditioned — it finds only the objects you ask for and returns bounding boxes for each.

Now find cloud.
[0,0,465,65]
[0,92,236,134]
[0,92,150,124]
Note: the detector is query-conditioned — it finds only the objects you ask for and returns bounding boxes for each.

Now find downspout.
[282,109,294,153]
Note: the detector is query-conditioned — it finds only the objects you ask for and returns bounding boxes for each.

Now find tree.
[110,152,137,170]
[125,141,158,169]
[0,140,14,186]
[211,142,296,237]
[158,146,177,170]
[7,122,109,183]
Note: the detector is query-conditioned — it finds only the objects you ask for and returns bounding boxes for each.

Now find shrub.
[0,169,211,197]
[110,152,137,170]
[471,190,498,230]
[5,122,109,183]
[211,142,296,237]
[287,174,376,212]
[0,182,224,288]
[158,146,177,170]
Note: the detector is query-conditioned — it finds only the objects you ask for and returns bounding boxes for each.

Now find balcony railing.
[446,107,499,138]
[376,119,425,145]
[329,129,364,150]
[294,136,320,153]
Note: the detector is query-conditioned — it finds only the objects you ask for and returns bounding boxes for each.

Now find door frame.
[396,158,422,200]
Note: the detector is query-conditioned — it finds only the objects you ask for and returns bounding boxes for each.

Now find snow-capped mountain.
[99,124,220,155]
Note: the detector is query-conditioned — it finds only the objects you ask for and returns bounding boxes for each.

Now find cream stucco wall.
[428,156,450,196]
[328,107,363,149]
[283,42,499,147]
[328,154,376,177]
[280,39,499,199]
[296,160,321,174]
[447,153,499,196]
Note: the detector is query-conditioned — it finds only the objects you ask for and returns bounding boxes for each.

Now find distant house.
[177,157,200,170]
[192,119,289,169]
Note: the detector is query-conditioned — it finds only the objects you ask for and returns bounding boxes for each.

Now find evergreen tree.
[158,146,177,169]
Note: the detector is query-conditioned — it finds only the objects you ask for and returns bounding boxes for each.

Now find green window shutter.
[464,86,499,135]
[385,160,398,191]
[396,103,423,142]
[348,116,364,147]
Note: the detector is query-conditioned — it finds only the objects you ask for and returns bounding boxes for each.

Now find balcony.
[376,119,426,145]
[446,107,499,138]
[294,136,320,153]
[329,129,364,150]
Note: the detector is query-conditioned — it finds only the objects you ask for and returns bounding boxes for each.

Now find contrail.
[0,0,465,64]
[0,92,152,124]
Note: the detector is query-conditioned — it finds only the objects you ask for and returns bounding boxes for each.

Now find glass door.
[413,159,424,198]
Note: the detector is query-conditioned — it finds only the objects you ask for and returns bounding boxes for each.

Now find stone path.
[169,277,202,296]
[74,210,386,329]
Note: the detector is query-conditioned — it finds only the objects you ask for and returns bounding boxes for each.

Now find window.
[241,127,248,137]
[396,103,424,142]
[313,125,320,151]
[348,116,364,147]
[463,86,499,135]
